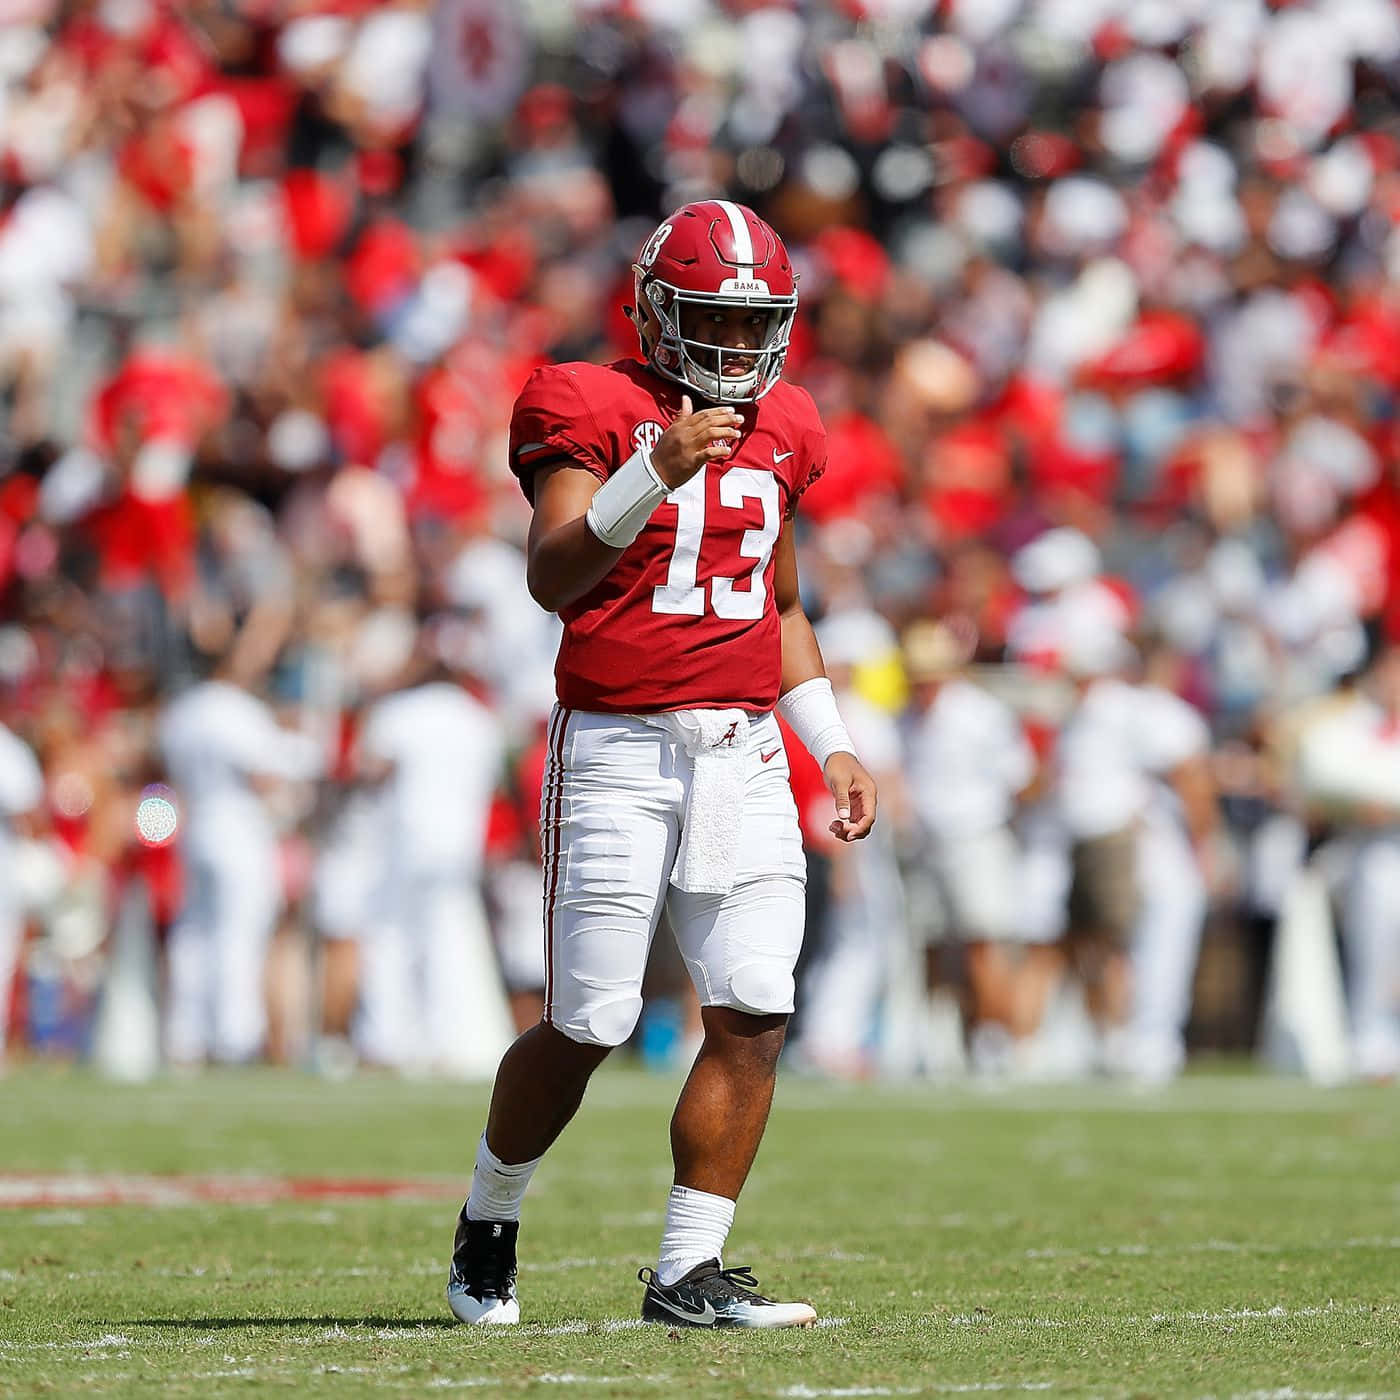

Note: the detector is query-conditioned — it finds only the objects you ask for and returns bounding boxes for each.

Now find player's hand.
[651,395,743,489]
[824,753,877,842]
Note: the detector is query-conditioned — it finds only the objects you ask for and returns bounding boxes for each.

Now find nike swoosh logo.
[650,1294,717,1325]
[760,747,782,763]
[772,449,794,464]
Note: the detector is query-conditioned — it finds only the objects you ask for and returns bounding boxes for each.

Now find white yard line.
[1226,1391,1399,1400]
[777,1387,1055,1398]
[943,1301,1392,1330]
[1023,1237,1400,1261]
[0,1332,136,1353]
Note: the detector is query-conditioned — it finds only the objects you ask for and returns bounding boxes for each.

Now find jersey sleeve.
[1134,687,1209,774]
[508,366,612,503]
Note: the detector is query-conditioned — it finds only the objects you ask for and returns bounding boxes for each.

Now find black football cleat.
[446,1210,520,1324]
[638,1259,816,1328]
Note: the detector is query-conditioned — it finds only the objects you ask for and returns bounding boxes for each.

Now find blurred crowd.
[1,0,1399,1084]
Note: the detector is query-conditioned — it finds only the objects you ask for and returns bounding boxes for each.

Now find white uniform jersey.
[905,679,1035,841]
[445,537,562,730]
[1055,679,1209,840]
[0,722,42,894]
[160,681,324,855]
[1296,694,1400,809]
[0,722,42,821]
[360,682,504,875]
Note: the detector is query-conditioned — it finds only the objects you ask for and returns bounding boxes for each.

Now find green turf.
[1,1065,1397,1398]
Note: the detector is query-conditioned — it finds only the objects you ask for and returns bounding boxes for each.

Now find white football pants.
[165,839,282,1064]
[1128,811,1207,1080]
[357,868,514,1079]
[541,706,807,1047]
[1341,831,1400,1078]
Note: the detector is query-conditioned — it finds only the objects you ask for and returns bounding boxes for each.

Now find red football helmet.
[630,200,798,403]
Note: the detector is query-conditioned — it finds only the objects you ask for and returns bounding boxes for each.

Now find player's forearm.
[778,606,826,695]
[1172,757,1219,846]
[526,516,624,613]
[777,606,858,770]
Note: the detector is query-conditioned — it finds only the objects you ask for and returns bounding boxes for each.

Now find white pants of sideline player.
[1125,809,1208,1082]
[794,823,906,1071]
[541,706,807,1047]
[1341,830,1400,1078]
[0,900,20,1058]
[357,867,514,1079]
[1014,805,1206,1082]
[165,836,283,1064]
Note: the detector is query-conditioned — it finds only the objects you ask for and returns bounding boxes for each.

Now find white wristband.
[775,677,856,771]
[584,445,670,549]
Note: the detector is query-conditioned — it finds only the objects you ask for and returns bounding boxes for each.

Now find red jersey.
[509,359,825,714]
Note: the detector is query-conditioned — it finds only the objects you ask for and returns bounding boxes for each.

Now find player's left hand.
[824,753,877,842]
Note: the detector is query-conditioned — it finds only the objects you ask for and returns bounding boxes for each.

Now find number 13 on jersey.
[651,468,781,620]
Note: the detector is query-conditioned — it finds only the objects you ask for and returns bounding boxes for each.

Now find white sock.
[656,1185,736,1286]
[465,1134,542,1222]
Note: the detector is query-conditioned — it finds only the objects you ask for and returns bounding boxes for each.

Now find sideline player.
[446,201,876,1328]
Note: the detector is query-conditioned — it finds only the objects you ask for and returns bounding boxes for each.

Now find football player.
[446,201,877,1328]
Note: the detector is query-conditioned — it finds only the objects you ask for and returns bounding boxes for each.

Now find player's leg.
[0,900,23,1064]
[352,894,413,1070]
[210,844,282,1064]
[1067,829,1138,1044]
[488,857,548,1032]
[1127,816,1207,1083]
[421,869,513,1079]
[448,711,680,1323]
[642,717,816,1328]
[1342,833,1400,1079]
[790,880,883,1077]
[164,855,215,1066]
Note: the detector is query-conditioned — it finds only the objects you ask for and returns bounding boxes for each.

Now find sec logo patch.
[632,420,664,453]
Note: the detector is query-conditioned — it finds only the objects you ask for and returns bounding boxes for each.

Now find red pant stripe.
[541,706,570,1022]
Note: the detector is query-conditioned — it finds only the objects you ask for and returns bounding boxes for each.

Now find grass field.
[1,1065,1397,1399]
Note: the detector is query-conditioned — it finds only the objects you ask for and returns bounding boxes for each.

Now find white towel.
[644,708,749,895]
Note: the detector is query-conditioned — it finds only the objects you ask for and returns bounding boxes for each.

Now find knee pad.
[723,961,795,1018]
[554,992,644,1048]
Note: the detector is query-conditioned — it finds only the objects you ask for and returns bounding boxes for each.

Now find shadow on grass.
[128,1316,457,1330]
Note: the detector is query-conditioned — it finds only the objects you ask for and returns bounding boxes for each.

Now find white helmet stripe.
[715,200,755,268]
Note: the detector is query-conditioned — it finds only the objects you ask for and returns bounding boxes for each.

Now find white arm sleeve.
[775,678,856,770]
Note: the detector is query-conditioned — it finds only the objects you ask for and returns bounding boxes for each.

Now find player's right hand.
[650,395,743,489]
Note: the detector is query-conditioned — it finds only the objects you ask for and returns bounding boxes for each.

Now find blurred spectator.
[159,666,323,1066]
[1049,625,1218,1083]
[790,606,908,1079]
[0,0,1394,1081]
[901,616,1040,1075]
[0,720,43,1064]
[352,622,513,1079]
[1295,642,1400,1080]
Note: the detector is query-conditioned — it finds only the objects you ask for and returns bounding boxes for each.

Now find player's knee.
[555,992,644,1048]
[724,962,795,1018]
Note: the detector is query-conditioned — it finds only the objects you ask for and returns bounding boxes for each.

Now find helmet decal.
[712,200,755,268]
[638,221,674,270]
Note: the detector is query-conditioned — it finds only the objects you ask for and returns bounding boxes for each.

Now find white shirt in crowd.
[905,678,1035,841]
[360,681,504,875]
[0,723,42,822]
[1055,679,1209,840]
[0,722,43,885]
[1296,693,1400,809]
[160,681,324,853]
